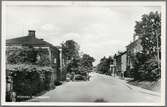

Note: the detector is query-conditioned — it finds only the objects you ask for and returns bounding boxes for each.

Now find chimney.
[28,30,36,37]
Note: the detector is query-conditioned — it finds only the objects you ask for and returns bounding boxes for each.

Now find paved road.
[29,72,160,102]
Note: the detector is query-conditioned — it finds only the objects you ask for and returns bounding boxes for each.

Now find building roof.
[126,38,142,49]
[118,51,127,56]
[6,30,59,50]
[114,51,127,59]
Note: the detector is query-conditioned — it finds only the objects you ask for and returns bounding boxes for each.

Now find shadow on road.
[94,98,108,102]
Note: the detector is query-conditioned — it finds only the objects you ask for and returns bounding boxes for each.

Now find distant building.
[114,51,127,78]
[110,63,116,76]
[6,30,62,82]
[114,54,121,76]
[121,52,127,78]
[126,38,143,69]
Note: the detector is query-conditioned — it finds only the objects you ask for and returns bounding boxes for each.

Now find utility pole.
[156,31,160,69]
[152,18,160,69]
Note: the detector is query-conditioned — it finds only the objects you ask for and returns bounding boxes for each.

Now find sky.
[4,2,161,65]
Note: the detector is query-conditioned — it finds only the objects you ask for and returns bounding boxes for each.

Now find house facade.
[6,30,61,83]
[114,54,122,76]
[121,52,127,78]
[114,51,127,78]
[126,38,143,70]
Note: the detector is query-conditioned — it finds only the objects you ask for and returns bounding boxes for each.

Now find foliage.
[62,40,80,61]
[131,52,160,81]
[65,53,95,80]
[131,11,161,81]
[134,11,161,58]
[79,54,95,73]
[97,56,113,74]
[66,58,80,74]
[124,70,132,78]
[61,40,80,81]
[35,48,51,66]
[61,40,95,80]
[7,64,53,73]
[6,46,51,66]
[6,64,54,101]
[6,46,37,64]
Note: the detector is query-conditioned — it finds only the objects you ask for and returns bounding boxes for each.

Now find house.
[126,38,143,70]
[121,52,127,78]
[114,51,127,78]
[114,53,121,76]
[6,30,62,83]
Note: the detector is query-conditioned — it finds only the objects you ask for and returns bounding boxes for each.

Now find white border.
[1,1,166,106]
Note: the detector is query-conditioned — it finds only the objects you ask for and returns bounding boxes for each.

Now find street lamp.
[156,31,160,69]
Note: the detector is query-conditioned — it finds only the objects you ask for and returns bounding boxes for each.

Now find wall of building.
[121,53,127,73]
[50,47,61,82]
[126,39,143,69]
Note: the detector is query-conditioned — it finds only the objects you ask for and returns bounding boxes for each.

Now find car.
[74,74,87,81]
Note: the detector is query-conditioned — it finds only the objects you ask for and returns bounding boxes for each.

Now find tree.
[62,40,80,61]
[61,40,80,80]
[130,52,148,80]
[79,54,95,73]
[66,57,80,74]
[131,11,161,81]
[61,40,80,68]
[134,11,161,59]
[97,56,113,74]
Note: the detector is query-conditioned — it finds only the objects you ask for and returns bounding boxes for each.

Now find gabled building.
[6,30,62,83]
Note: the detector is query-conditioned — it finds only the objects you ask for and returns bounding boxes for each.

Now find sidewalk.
[115,77,161,97]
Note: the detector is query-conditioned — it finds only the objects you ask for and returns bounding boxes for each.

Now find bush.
[6,64,55,101]
[131,55,161,81]
[124,70,131,78]
[145,59,161,81]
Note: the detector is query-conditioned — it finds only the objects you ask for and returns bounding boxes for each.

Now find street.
[29,72,160,102]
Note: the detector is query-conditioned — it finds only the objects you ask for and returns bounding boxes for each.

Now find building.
[126,38,143,70]
[114,54,121,76]
[121,52,127,78]
[114,51,127,78]
[109,59,116,76]
[6,30,62,82]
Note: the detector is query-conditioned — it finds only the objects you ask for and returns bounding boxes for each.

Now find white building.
[121,52,127,78]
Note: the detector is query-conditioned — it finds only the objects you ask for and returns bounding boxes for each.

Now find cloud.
[41,24,57,31]
[5,4,161,65]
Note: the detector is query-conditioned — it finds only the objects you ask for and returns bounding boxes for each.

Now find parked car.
[74,74,87,81]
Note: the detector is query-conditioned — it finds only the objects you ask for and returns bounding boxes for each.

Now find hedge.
[6,64,55,102]
[130,53,161,81]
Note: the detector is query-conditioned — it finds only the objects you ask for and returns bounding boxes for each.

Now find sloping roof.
[115,51,127,58]
[6,35,59,50]
[126,38,142,48]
